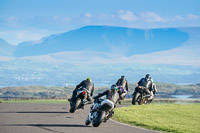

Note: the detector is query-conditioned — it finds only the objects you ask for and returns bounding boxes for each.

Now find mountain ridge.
[13,25,189,57]
[0,38,16,56]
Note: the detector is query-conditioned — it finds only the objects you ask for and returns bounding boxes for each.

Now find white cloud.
[116,10,165,23]
[187,14,199,20]
[0,29,52,45]
[84,13,92,18]
[118,10,138,22]
[173,15,184,21]
[172,14,200,21]
[140,12,165,23]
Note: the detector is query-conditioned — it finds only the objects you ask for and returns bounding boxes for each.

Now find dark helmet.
[121,75,125,79]
[145,74,151,79]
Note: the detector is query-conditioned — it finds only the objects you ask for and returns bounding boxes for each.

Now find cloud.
[187,14,199,20]
[173,14,200,21]
[84,13,92,18]
[118,10,138,21]
[0,29,52,45]
[173,15,184,21]
[117,10,165,23]
[140,12,165,23]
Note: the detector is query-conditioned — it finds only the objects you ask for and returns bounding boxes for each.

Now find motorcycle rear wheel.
[69,98,81,113]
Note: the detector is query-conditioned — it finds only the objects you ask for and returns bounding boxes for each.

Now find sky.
[0,0,200,45]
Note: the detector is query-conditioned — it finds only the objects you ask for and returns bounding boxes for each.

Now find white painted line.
[110,119,162,133]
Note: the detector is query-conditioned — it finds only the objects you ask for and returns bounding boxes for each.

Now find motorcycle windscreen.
[100,99,114,111]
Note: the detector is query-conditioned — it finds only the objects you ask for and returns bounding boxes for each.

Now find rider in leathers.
[69,78,94,104]
[116,75,129,101]
[93,85,120,105]
[138,74,153,99]
[92,85,121,121]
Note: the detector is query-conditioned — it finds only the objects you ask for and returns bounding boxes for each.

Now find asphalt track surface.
[0,103,161,133]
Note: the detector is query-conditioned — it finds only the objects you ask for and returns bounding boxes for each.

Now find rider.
[69,78,94,104]
[116,75,129,101]
[149,79,157,96]
[138,74,153,99]
[92,85,121,121]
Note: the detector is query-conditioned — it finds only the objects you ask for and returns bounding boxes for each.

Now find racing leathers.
[93,89,120,105]
[92,88,120,120]
[138,77,153,97]
[71,79,94,103]
[116,77,129,100]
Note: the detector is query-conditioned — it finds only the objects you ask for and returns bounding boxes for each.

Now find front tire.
[85,115,91,125]
[92,111,105,127]
[132,92,141,105]
[70,98,81,113]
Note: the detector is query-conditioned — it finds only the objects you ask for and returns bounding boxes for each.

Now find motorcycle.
[69,88,89,113]
[132,86,154,105]
[85,98,114,127]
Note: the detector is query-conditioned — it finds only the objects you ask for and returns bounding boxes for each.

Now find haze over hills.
[0,26,200,87]
[0,38,16,56]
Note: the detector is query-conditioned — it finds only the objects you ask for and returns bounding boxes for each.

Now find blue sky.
[0,0,200,45]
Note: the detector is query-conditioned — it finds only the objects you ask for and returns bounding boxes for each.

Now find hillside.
[13,26,189,57]
[1,83,200,99]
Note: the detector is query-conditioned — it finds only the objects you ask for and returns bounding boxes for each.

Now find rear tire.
[69,98,81,113]
[92,111,105,127]
[147,98,153,104]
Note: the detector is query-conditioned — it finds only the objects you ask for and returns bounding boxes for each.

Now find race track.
[0,103,160,133]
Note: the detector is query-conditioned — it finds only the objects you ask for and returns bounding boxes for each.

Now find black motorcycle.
[132,86,154,105]
[69,88,89,113]
[85,98,114,127]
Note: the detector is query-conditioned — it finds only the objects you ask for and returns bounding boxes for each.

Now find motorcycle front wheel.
[132,92,141,105]
[92,111,105,127]
[85,115,91,125]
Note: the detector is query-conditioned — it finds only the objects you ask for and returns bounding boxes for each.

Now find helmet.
[121,75,125,79]
[111,85,118,91]
[145,74,151,79]
[86,77,92,82]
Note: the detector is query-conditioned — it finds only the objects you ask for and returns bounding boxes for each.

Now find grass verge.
[113,104,200,133]
[0,99,68,104]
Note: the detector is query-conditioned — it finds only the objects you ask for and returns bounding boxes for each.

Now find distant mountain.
[14,26,189,57]
[0,38,16,56]
[1,26,200,87]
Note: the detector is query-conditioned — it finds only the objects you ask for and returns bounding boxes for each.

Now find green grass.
[113,104,200,133]
[0,99,68,104]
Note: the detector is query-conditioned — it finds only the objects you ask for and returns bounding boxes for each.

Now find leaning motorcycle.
[132,86,154,105]
[85,98,114,127]
[69,88,89,113]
